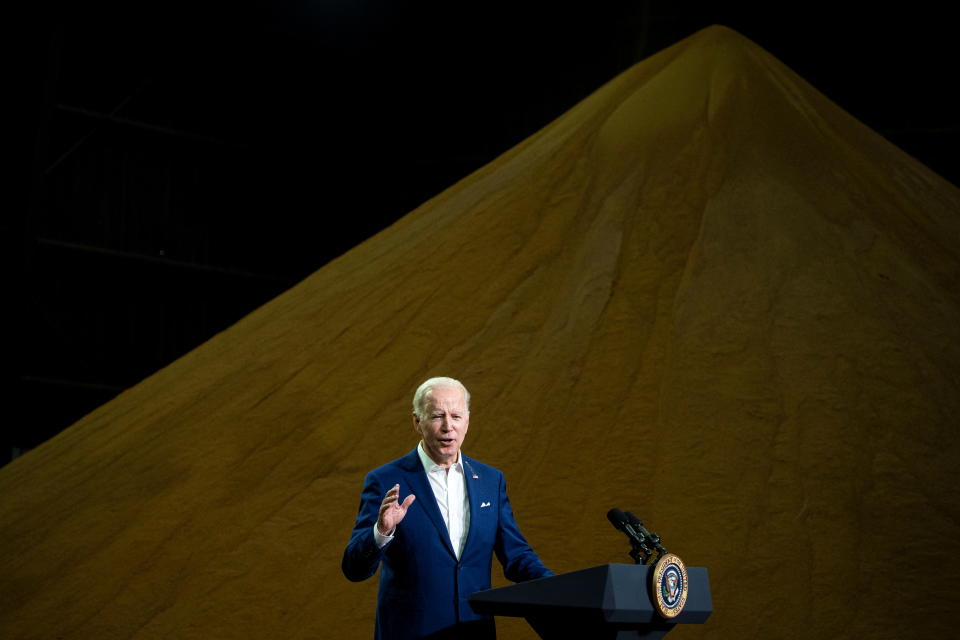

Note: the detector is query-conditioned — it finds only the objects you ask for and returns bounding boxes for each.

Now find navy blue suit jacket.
[342,447,552,639]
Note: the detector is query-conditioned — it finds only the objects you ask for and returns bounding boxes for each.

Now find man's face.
[413,385,470,467]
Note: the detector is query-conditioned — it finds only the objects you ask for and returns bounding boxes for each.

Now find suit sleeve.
[342,471,388,582]
[493,473,553,583]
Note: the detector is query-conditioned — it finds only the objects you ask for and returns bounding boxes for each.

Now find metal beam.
[55,103,234,146]
[19,375,125,394]
[37,237,292,282]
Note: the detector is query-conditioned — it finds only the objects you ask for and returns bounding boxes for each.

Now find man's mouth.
[438,438,455,446]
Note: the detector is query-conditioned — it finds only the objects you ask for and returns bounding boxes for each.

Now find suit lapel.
[462,456,482,555]
[399,447,457,559]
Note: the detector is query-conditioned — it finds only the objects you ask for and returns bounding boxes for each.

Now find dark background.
[11,1,958,464]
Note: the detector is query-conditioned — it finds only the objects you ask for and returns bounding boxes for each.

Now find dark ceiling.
[12,1,959,464]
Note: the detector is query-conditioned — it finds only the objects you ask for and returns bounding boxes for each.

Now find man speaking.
[342,377,552,639]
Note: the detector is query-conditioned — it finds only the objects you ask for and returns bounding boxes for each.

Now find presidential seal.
[652,553,688,618]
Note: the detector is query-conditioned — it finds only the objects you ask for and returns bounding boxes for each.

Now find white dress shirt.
[374,442,471,558]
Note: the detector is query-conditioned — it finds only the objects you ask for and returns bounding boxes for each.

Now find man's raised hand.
[377,484,416,536]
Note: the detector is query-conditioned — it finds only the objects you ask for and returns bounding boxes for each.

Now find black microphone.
[624,510,666,555]
[606,508,646,547]
[608,508,668,566]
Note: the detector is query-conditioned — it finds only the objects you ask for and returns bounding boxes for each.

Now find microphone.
[607,508,667,564]
[624,510,665,556]
[606,508,645,547]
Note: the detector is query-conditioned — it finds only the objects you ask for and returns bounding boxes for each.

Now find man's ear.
[411,413,421,434]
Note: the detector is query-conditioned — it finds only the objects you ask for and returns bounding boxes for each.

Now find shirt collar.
[417,441,462,472]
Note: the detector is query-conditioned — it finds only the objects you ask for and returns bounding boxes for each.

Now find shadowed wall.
[2,26,959,639]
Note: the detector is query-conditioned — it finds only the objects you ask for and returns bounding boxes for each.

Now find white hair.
[412,377,470,418]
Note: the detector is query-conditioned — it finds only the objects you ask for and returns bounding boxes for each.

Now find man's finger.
[399,494,416,511]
